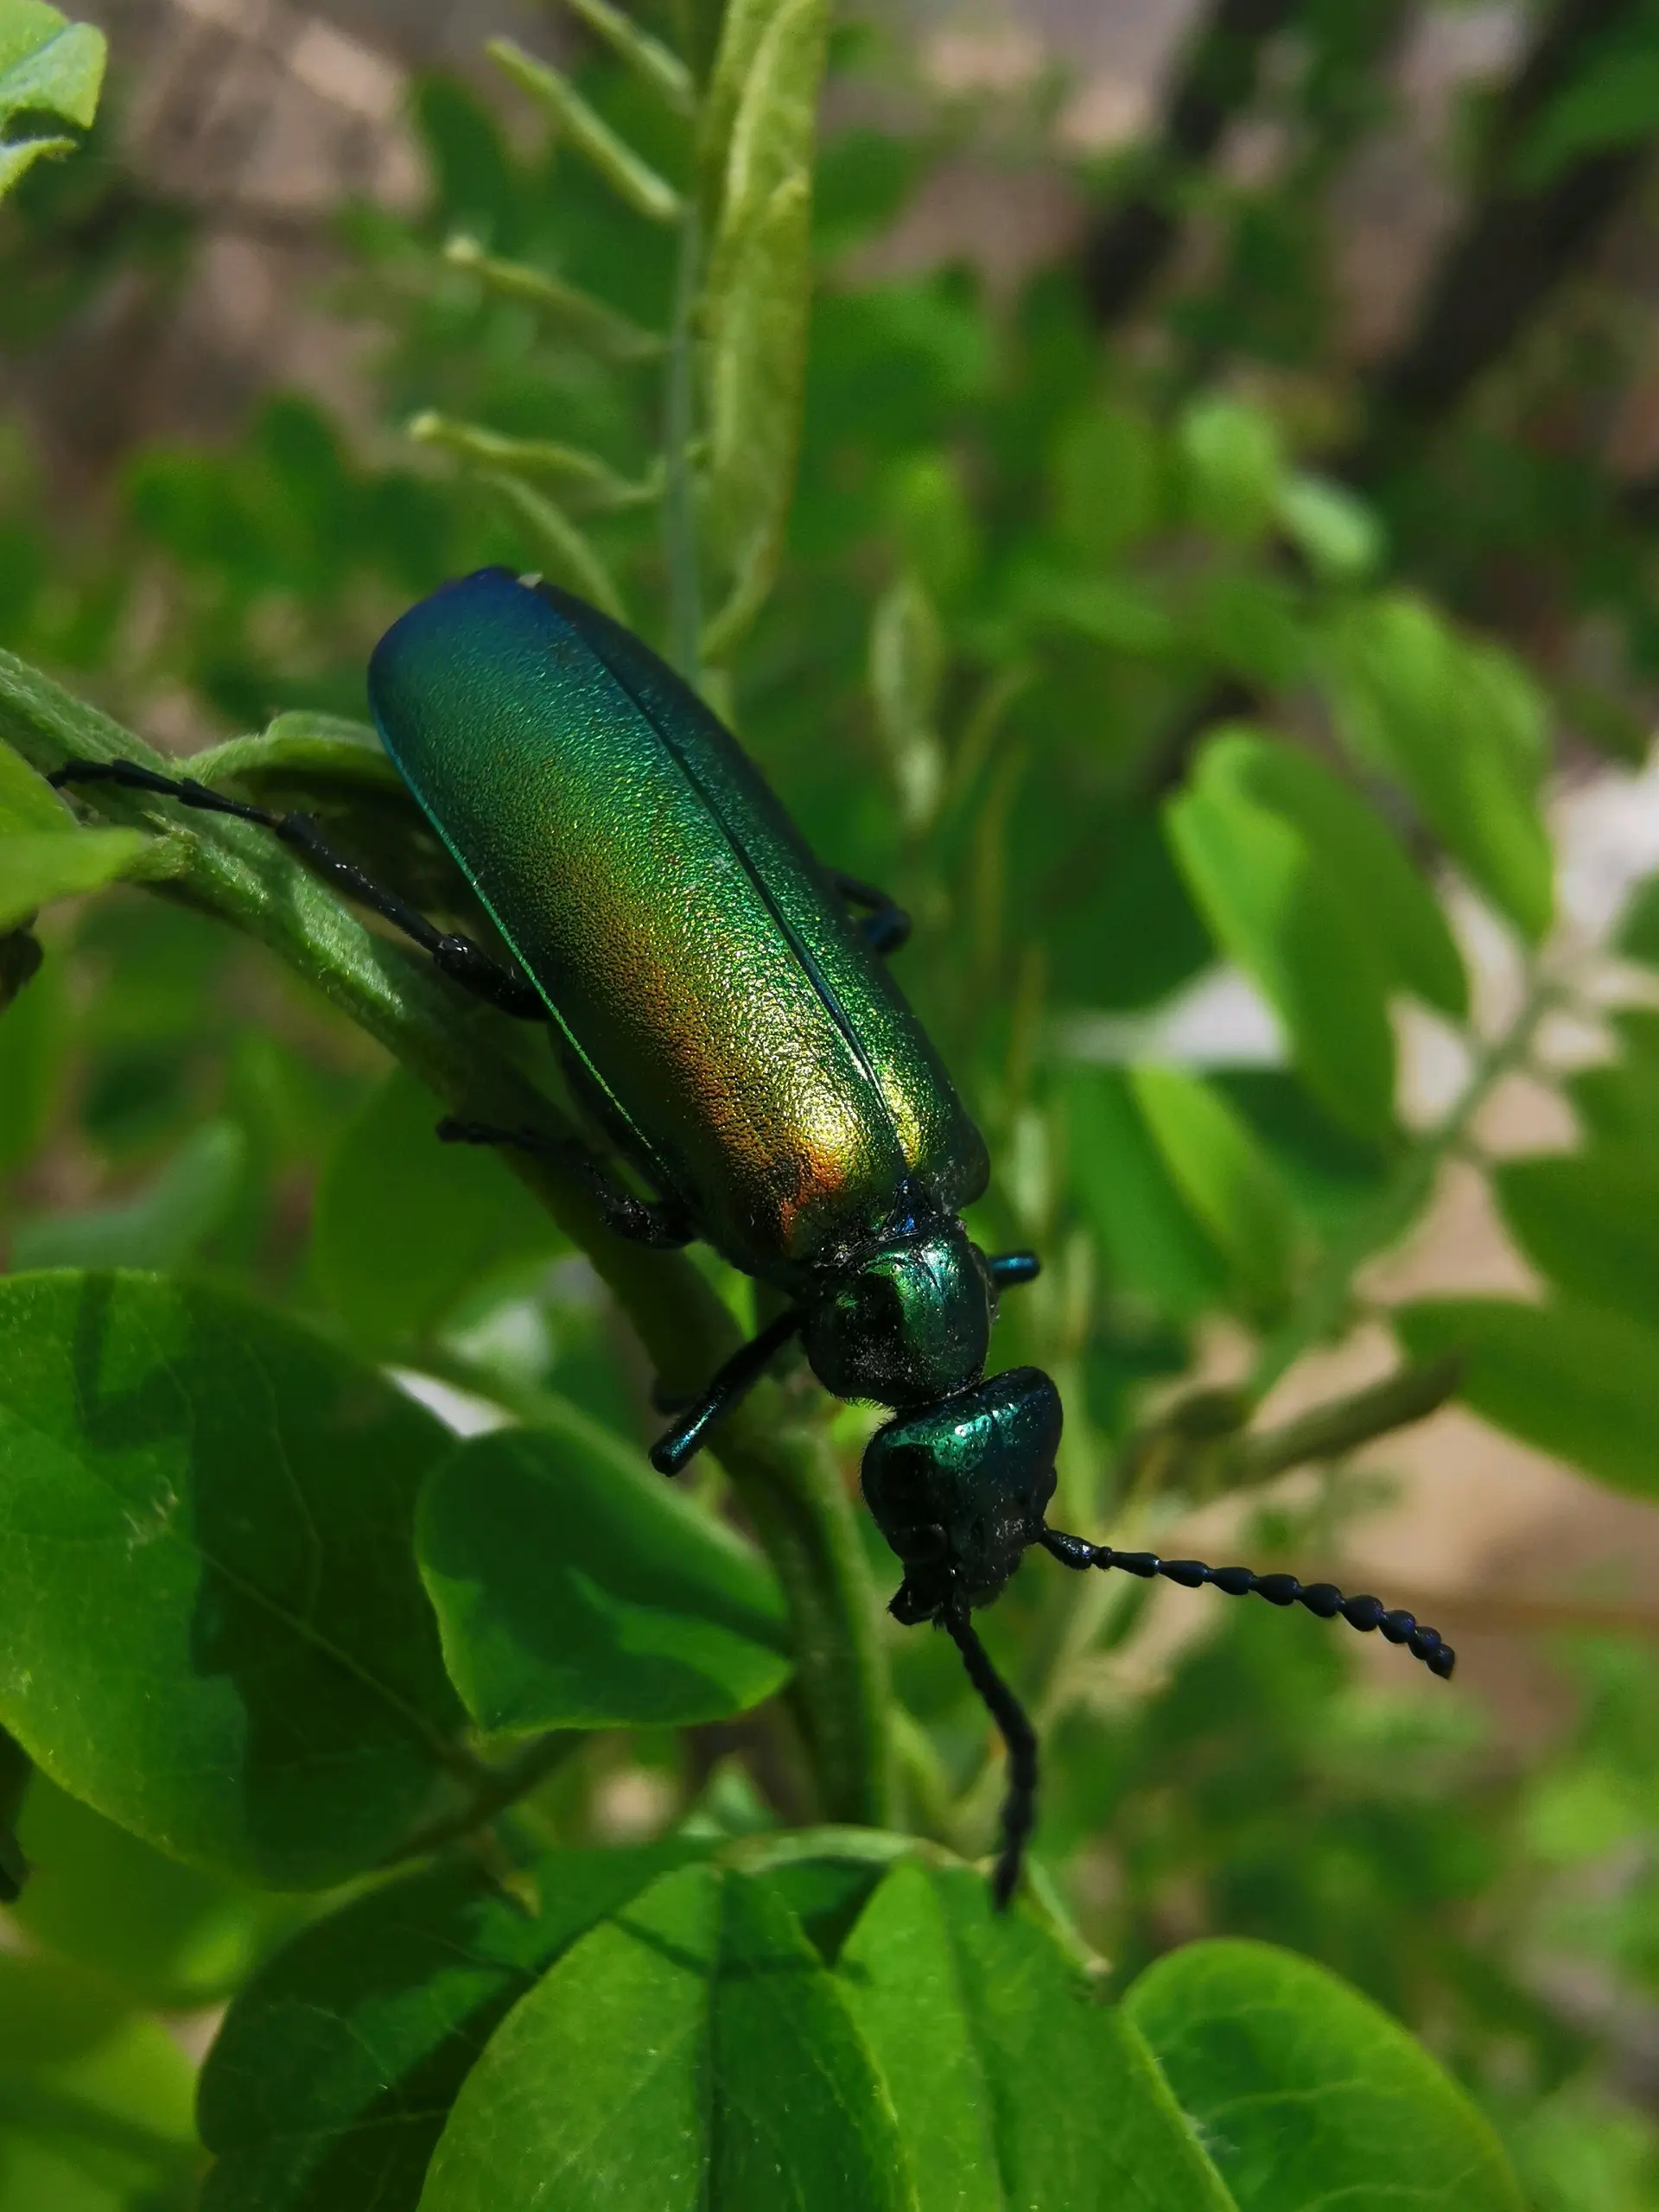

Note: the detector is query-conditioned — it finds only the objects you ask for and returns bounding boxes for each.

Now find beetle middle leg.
[48,760,545,1020]
[830,870,912,957]
[437,1118,695,1249]
[988,1251,1040,1290]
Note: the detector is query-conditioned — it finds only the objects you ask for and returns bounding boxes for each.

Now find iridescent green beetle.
[52,568,1453,1904]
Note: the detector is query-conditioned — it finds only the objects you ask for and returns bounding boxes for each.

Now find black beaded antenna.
[950,1529,1455,1909]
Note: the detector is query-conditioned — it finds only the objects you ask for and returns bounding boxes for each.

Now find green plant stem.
[664,200,704,686]
[0,647,890,1829]
[1249,970,1562,1400]
[386,1729,583,1865]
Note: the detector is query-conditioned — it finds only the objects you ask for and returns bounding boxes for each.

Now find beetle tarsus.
[940,1583,1039,1910]
[988,1250,1040,1289]
[650,1307,805,1474]
[1039,1529,1456,1678]
[830,869,912,957]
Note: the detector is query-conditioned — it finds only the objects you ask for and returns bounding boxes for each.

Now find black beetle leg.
[48,759,546,1020]
[830,869,912,957]
[650,1307,805,1475]
[436,1118,695,1249]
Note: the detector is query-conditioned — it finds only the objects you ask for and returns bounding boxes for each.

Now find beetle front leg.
[48,760,546,1020]
[436,1118,695,1248]
[649,1306,804,1474]
[830,870,912,957]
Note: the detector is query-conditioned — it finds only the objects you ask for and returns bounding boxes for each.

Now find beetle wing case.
[367,569,987,1287]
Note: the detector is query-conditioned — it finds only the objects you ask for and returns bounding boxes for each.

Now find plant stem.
[0,648,891,1827]
[664,200,704,686]
[386,1729,583,1865]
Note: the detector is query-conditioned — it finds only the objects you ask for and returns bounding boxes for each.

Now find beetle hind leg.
[48,759,545,1020]
[436,1118,696,1248]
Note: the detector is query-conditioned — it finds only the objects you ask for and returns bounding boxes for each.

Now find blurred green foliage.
[4,0,1659,2203]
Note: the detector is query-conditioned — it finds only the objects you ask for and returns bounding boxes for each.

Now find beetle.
[52,567,1453,1904]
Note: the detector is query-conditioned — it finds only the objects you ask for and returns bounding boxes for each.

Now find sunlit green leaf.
[417,1410,792,1731]
[0,1271,466,1886]
[702,0,829,661]
[1125,1938,1527,2209]
[869,571,945,830]
[1396,1295,1659,1501]
[1166,737,1398,1138]
[1274,473,1383,582]
[188,712,402,797]
[1062,1068,1230,1319]
[838,1860,1232,2211]
[1177,397,1283,540]
[556,0,691,112]
[1129,1064,1296,1306]
[1325,595,1553,941]
[0,827,179,931]
[0,0,105,202]
[486,38,680,225]
[200,1846,700,2212]
[0,734,71,834]
[419,1861,911,2211]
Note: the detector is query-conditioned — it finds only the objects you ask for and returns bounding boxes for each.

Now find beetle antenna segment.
[1039,1529,1455,1678]
[940,1586,1039,1910]
[650,1306,805,1474]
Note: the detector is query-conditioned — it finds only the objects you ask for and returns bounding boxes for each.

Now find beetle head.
[801,1217,993,1409]
[860,1366,1062,1619]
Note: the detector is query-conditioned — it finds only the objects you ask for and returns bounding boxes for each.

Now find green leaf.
[1395,1295,1659,1501]
[442,236,664,361]
[10,1770,300,2009]
[0,734,72,834]
[0,1271,466,1886]
[485,38,681,224]
[1567,1009,1659,1144]
[483,471,627,622]
[419,1860,911,2211]
[1274,473,1383,582]
[1125,1937,1527,2209]
[1048,402,1164,565]
[410,412,649,510]
[1616,871,1659,967]
[702,0,829,661]
[10,1118,246,1271]
[1495,1151,1659,1332]
[556,0,692,111]
[0,0,105,202]
[1325,595,1554,941]
[417,1410,793,1732]
[837,1860,1231,2211]
[1062,1068,1230,1319]
[188,712,403,797]
[200,1845,698,2212]
[1165,736,1400,1138]
[0,1950,198,2211]
[869,571,945,830]
[1129,1065,1296,1306]
[313,1068,565,1352]
[0,827,179,931]
[1176,397,1284,541]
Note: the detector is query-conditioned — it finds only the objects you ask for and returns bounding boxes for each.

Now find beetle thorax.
[800,1217,992,1409]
